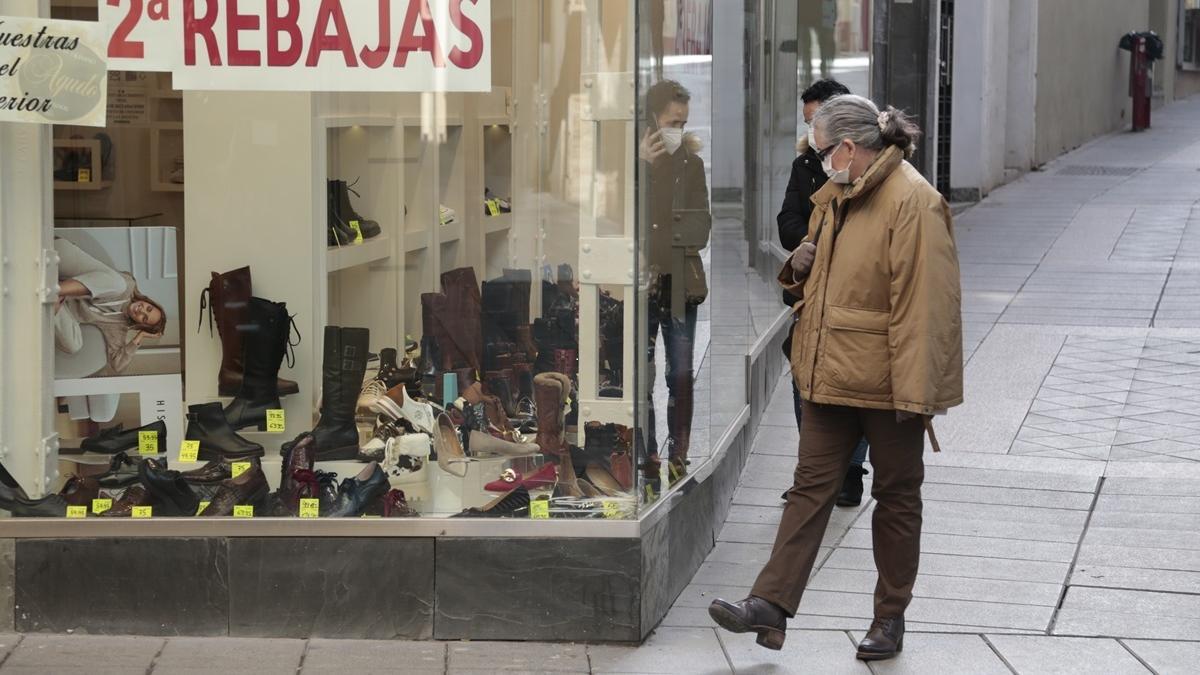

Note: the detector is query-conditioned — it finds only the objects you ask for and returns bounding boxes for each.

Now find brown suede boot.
[533,373,567,456]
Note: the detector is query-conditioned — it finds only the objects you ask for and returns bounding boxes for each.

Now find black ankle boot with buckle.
[857,616,904,661]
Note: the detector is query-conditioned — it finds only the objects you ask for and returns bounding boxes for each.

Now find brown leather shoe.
[180,461,232,485]
[97,485,154,517]
[277,432,316,509]
[708,596,788,650]
[857,616,904,661]
[198,458,270,517]
[60,475,100,507]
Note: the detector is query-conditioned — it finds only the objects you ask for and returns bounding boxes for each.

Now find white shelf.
[320,115,398,129]
[405,229,429,253]
[440,222,465,243]
[326,234,392,272]
[485,212,512,234]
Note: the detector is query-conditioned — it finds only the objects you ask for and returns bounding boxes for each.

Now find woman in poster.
[53,236,167,376]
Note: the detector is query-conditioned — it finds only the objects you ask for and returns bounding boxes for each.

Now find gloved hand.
[790,242,817,277]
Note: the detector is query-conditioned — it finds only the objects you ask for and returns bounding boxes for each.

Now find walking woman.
[709,95,962,662]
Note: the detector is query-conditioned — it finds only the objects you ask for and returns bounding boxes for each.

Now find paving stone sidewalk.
[7,98,1200,675]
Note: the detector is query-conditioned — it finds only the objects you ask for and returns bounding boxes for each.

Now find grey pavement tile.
[921,501,1089,528]
[876,514,1083,543]
[659,605,719,628]
[446,641,588,672]
[986,635,1151,674]
[1122,639,1200,675]
[587,627,731,674]
[0,635,20,665]
[725,504,785,526]
[1051,607,1200,640]
[922,483,1094,510]
[839,529,1077,563]
[922,466,1099,493]
[809,568,1061,607]
[1075,543,1200,572]
[733,486,792,507]
[672,584,752,609]
[690,560,773,588]
[715,629,868,674]
[1095,494,1200,514]
[1059,586,1200,619]
[797,590,1053,631]
[4,635,162,671]
[847,633,1012,675]
[1080,526,1200,551]
[303,639,445,673]
[1070,564,1200,594]
[1089,510,1200,531]
[704,541,775,566]
[823,548,1071,584]
[153,637,305,674]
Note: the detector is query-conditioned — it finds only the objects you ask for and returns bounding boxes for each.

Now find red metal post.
[1130,35,1151,131]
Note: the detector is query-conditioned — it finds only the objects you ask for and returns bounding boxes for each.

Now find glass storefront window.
[0,0,756,524]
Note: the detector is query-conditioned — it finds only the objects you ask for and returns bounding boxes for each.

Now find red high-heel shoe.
[484,463,557,492]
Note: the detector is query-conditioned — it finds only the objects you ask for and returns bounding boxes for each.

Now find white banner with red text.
[100,0,490,92]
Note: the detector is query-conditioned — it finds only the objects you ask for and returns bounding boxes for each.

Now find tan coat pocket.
[822,305,892,395]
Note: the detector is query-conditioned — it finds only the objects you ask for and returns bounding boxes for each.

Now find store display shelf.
[54,180,112,191]
[439,222,465,243]
[151,181,184,193]
[404,229,429,253]
[320,115,398,129]
[485,213,513,234]
[326,234,392,272]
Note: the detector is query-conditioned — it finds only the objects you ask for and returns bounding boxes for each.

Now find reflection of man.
[798,0,838,83]
[54,237,166,375]
[638,80,711,482]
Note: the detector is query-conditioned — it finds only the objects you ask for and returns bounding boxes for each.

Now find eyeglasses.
[816,141,843,161]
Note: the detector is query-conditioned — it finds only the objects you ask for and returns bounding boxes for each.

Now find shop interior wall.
[1034,0,1150,165]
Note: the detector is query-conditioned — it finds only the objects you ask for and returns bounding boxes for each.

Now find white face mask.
[660,127,683,155]
[821,142,852,184]
[806,126,817,150]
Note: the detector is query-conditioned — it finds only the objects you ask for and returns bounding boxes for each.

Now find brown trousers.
[751,400,925,619]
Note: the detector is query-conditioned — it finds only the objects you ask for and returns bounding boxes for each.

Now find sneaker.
[356,378,390,414]
[377,384,435,436]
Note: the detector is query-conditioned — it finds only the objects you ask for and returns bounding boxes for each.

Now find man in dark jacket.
[777,79,870,507]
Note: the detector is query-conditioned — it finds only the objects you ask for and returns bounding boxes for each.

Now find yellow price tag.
[92,498,112,514]
[603,500,621,519]
[131,506,153,518]
[348,220,364,244]
[233,505,254,518]
[138,430,159,455]
[66,505,88,519]
[265,409,285,433]
[231,461,251,478]
[196,501,210,515]
[299,498,320,519]
[77,168,91,183]
[529,498,549,519]
[486,199,500,216]
[179,440,200,463]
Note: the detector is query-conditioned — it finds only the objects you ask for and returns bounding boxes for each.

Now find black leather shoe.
[325,462,390,517]
[452,485,531,518]
[857,616,904,661]
[708,596,788,650]
[0,484,68,518]
[81,420,167,455]
[837,465,868,507]
[138,459,200,517]
[186,402,264,462]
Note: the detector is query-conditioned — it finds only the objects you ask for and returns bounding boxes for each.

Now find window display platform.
[0,318,789,642]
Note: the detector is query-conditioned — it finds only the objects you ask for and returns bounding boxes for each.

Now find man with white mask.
[637,80,712,486]
[777,80,870,508]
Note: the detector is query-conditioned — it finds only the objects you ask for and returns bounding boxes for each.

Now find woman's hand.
[132,331,157,346]
[790,242,817,277]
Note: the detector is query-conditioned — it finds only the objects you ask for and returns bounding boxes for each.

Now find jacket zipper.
[808,198,850,394]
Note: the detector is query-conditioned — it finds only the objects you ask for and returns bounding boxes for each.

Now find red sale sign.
[100,0,491,92]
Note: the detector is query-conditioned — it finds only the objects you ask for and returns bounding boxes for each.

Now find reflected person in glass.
[638,80,712,483]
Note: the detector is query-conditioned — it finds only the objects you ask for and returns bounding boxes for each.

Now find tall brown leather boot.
[533,373,566,456]
[440,267,484,371]
[205,267,298,397]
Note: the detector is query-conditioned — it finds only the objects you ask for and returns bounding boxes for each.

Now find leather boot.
[484,370,516,418]
[515,325,537,363]
[708,596,788,650]
[857,616,904,661]
[611,424,635,491]
[327,180,356,246]
[440,267,483,371]
[333,179,382,239]
[837,465,869,507]
[223,297,290,431]
[277,432,316,509]
[667,368,695,464]
[503,268,532,326]
[312,326,370,460]
[533,373,566,456]
[513,362,534,401]
[185,402,264,462]
[204,267,298,397]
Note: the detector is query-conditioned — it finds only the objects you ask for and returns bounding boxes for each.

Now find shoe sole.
[196,444,265,463]
[855,650,899,661]
[708,603,786,650]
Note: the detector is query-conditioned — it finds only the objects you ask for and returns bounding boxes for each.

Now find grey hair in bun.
[813,94,921,158]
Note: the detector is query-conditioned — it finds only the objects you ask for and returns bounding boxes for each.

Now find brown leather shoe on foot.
[856,616,904,661]
[708,596,787,650]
